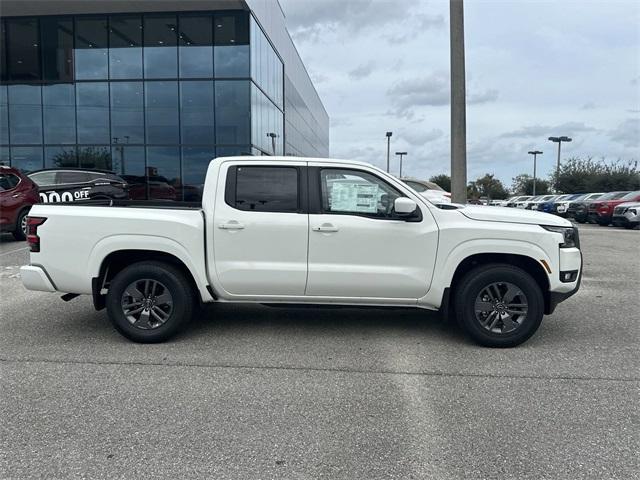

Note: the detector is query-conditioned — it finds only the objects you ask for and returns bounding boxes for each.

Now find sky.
[278,0,640,189]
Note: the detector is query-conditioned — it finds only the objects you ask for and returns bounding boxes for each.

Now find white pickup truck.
[21,157,582,347]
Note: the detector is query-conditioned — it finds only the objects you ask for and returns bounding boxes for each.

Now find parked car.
[514,196,534,208]
[555,193,587,217]
[539,194,572,214]
[0,166,40,240]
[567,193,605,223]
[528,195,557,210]
[612,201,640,229]
[588,191,640,226]
[28,168,129,203]
[401,178,451,204]
[21,156,582,348]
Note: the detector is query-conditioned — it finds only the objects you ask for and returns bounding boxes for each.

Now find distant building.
[0,0,329,200]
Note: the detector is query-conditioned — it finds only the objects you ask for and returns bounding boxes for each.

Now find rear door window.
[226,166,299,212]
[56,171,91,184]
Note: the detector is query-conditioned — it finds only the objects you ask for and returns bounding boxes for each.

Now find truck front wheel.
[106,261,194,343]
[454,264,544,348]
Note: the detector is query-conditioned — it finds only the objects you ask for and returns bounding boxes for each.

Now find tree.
[511,174,551,195]
[467,173,509,199]
[429,174,451,192]
[554,157,640,193]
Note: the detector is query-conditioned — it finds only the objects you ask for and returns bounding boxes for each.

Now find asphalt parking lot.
[0,224,638,479]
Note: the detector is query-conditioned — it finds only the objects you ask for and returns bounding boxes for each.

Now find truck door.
[212,161,309,296]
[306,165,438,299]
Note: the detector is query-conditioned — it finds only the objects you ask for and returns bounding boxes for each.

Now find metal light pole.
[267,132,278,155]
[450,0,467,204]
[527,150,543,196]
[548,136,571,192]
[385,132,393,172]
[396,152,407,177]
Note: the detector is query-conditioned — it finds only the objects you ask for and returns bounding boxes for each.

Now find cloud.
[581,102,597,110]
[500,122,597,138]
[399,129,444,146]
[609,119,640,148]
[348,61,376,80]
[468,89,499,105]
[387,73,450,116]
[283,0,416,42]
[384,14,445,44]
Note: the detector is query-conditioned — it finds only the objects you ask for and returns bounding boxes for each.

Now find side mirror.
[394,197,417,215]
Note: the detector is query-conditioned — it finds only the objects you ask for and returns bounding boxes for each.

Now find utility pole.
[527,150,543,196]
[395,152,407,177]
[450,0,467,204]
[548,136,571,192]
[385,132,393,172]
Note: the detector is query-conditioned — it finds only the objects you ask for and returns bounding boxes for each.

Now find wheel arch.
[92,249,213,310]
[445,252,552,316]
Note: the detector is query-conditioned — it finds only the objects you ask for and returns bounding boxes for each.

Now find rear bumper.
[20,265,57,292]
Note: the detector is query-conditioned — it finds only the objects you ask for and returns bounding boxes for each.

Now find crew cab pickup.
[21,157,582,347]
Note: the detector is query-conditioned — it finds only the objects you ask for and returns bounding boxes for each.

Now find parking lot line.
[0,246,29,257]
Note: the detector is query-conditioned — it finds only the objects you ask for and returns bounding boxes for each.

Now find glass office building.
[0,1,329,200]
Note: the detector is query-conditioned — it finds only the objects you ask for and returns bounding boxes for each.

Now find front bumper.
[546,250,582,314]
[20,265,57,292]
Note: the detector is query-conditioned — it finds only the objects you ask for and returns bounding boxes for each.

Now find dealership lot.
[0,224,638,479]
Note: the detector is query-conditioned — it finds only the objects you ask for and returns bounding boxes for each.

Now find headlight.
[628,209,637,215]
[542,225,579,248]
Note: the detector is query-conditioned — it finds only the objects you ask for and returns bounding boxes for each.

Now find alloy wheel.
[121,279,174,330]
[474,282,528,334]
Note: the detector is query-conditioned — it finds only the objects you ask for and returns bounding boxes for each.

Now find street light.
[385,132,393,172]
[527,150,543,196]
[395,152,407,178]
[266,132,279,155]
[548,136,572,191]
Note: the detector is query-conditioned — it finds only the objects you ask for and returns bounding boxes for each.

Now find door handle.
[218,221,245,230]
[312,224,339,233]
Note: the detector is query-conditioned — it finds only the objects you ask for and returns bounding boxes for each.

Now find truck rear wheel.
[454,264,544,348]
[106,261,194,343]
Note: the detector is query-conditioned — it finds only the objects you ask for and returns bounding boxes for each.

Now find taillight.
[26,217,47,252]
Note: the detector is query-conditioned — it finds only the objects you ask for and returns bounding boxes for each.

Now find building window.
[215,80,250,145]
[180,80,214,144]
[109,15,142,79]
[144,14,177,79]
[110,81,144,143]
[214,12,249,78]
[6,18,41,81]
[11,146,43,173]
[0,85,8,143]
[76,82,109,144]
[146,146,180,200]
[9,85,42,144]
[181,146,215,201]
[43,83,76,144]
[78,145,112,170]
[41,17,74,82]
[45,145,77,168]
[145,81,179,144]
[75,17,108,80]
[178,15,213,78]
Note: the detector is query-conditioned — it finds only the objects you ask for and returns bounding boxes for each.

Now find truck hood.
[459,205,572,227]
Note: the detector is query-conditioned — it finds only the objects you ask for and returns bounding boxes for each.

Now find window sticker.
[329,180,379,213]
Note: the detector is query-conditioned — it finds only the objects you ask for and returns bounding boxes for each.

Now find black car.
[28,169,129,203]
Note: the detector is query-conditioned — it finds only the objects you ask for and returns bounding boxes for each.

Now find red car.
[0,166,40,240]
[588,190,640,226]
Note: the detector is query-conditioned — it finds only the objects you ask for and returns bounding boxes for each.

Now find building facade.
[0,0,329,200]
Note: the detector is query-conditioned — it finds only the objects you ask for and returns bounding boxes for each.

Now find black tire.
[597,221,609,227]
[575,217,586,224]
[106,261,194,343]
[12,209,29,241]
[624,223,638,230]
[454,264,544,348]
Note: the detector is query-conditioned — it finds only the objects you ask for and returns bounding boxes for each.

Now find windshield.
[620,190,640,200]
